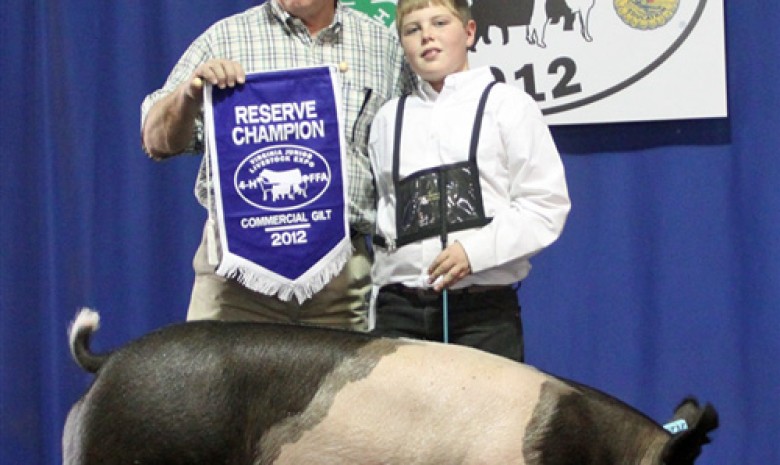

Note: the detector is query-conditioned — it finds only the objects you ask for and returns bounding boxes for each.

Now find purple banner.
[204,66,350,302]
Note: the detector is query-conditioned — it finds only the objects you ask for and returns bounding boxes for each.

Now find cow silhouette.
[470,0,595,50]
[258,168,307,202]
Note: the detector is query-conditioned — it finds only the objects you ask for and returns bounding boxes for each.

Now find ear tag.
[663,419,689,434]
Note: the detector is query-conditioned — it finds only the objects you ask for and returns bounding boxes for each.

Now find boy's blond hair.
[395,0,473,35]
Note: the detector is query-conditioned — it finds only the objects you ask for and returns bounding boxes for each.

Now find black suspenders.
[375,81,498,250]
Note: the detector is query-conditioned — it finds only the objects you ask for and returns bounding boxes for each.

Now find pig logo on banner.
[235,145,331,212]
[470,0,596,51]
[463,0,711,122]
[348,0,722,124]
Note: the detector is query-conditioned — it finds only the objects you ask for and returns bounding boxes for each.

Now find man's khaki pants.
[186,224,371,331]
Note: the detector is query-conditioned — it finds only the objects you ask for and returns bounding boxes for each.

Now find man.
[141,0,413,330]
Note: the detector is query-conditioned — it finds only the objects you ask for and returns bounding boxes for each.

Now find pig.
[63,309,718,465]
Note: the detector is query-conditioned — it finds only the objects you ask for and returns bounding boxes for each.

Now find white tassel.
[206,217,219,266]
[217,238,352,303]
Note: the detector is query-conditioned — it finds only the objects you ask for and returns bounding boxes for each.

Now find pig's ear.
[668,398,705,425]
[660,398,719,465]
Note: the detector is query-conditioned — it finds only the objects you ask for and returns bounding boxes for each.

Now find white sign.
[349,0,728,125]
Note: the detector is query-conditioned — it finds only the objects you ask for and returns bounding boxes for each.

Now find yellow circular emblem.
[614,0,680,30]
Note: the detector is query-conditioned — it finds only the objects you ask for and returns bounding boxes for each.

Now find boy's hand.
[428,242,471,292]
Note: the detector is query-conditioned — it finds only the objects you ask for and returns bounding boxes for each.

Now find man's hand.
[142,59,246,160]
[428,241,472,292]
[187,59,247,100]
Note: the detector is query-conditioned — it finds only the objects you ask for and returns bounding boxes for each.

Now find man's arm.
[141,59,246,160]
[141,79,202,160]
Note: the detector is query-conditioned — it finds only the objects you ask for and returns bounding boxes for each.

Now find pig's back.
[268,338,556,465]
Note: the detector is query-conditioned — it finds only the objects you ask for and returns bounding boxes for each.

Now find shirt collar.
[414,67,494,102]
[417,80,439,102]
[269,0,343,38]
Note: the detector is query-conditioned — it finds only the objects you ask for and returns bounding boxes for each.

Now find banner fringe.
[216,238,353,304]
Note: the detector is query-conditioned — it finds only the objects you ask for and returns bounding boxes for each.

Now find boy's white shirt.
[368,66,571,289]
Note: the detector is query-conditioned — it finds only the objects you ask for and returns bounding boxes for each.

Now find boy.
[367,0,570,361]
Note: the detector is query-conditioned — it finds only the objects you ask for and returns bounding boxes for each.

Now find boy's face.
[399,4,476,92]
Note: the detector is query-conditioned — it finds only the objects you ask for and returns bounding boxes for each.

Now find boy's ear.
[465,19,476,48]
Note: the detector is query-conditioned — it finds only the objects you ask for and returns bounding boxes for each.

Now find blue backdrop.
[1,1,777,464]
